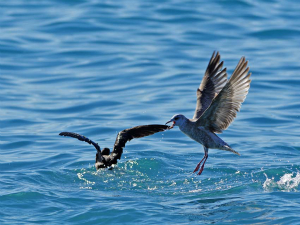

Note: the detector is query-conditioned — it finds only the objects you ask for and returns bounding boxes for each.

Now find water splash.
[263,172,300,192]
[77,169,96,189]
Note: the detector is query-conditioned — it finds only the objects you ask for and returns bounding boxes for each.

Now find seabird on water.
[59,125,170,169]
[166,52,251,175]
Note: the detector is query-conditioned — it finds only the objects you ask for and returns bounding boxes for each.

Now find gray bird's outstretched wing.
[196,56,251,133]
[193,51,228,119]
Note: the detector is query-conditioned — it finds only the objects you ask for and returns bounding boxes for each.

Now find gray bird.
[166,52,251,175]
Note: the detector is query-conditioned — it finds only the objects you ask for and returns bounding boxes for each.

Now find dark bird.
[59,124,170,169]
[166,52,251,175]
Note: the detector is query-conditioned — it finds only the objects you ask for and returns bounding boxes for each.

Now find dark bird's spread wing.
[59,132,101,153]
[108,124,170,164]
[59,125,170,169]
[196,56,251,133]
[59,132,105,163]
[193,51,228,119]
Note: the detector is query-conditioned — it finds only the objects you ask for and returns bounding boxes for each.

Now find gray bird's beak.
[165,120,175,129]
[165,120,172,125]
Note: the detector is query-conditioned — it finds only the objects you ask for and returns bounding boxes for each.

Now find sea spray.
[263,172,300,192]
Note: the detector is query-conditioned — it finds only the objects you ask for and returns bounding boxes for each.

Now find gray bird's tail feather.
[221,145,240,156]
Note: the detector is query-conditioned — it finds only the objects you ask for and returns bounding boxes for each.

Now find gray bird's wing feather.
[193,51,228,119]
[196,56,251,133]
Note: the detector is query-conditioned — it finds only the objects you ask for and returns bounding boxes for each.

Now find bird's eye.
[175,117,178,120]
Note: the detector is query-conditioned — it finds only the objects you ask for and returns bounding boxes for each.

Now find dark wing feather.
[59,132,101,154]
[196,56,251,133]
[59,132,107,168]
[110,124,170,162]
[193,51,228,119]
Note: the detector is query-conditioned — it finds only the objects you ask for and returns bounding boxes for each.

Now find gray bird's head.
[166,114,187,128]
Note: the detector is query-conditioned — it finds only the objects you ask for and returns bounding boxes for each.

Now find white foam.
[263,172,300,192]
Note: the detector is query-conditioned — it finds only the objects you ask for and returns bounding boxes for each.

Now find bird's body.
[176,116,239,154]
[60,124,170,169]
[179,115,237,151]
[166,52,251,175]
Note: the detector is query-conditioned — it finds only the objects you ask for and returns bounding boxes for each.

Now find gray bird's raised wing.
[196,56,251,133]
[193,51,228,119]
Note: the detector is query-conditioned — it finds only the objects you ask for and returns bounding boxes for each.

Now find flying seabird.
[166,52,251,175]
[59,125,170,169]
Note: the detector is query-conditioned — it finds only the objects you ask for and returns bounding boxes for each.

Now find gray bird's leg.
[193,146,209,175]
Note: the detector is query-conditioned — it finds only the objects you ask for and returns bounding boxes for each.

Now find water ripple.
[1,0,300,224]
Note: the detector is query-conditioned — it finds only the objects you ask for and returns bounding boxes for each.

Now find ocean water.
[1,0,300,224]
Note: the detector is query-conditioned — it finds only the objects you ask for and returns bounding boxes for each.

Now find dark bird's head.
[95,147,111,169]
[165,114,187,128]
[95,147,110,162]
[101,147,110,156]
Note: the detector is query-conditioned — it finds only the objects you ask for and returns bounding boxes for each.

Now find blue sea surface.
[1,0,300,224]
